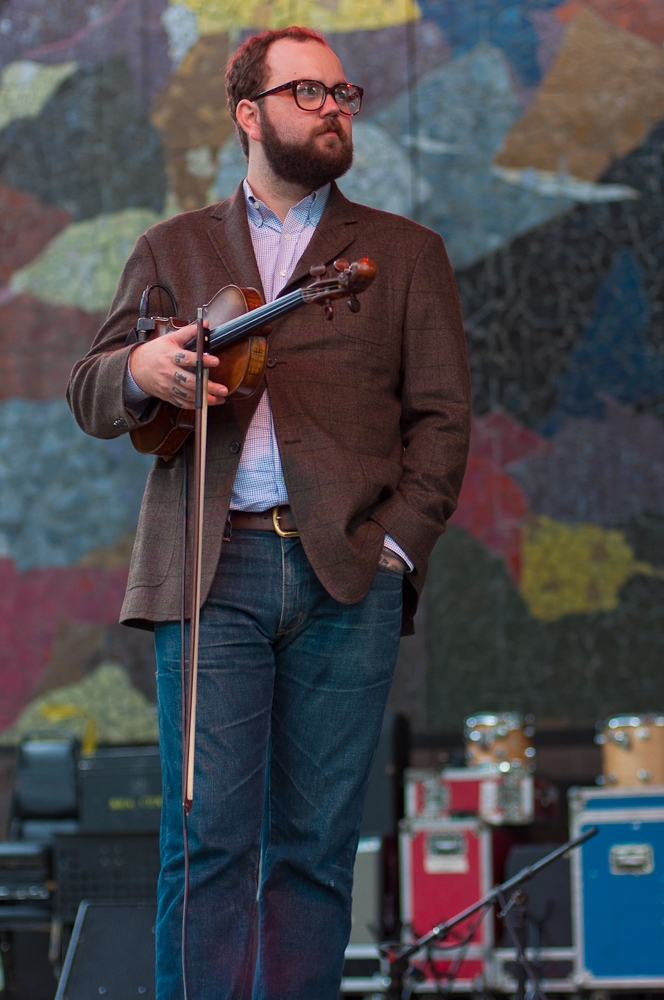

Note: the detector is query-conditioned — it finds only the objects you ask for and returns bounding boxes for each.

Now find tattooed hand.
[378,547,408,574]
[128,322,228,409]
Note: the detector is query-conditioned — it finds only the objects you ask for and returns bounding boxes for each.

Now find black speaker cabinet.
[55,902,156,1000]
[0,929,56,1000]
[502,842,572,947]
[14,737,78,819]
[77,746,162,833]
[54,833,159,924]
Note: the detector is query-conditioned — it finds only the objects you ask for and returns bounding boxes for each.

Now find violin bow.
[183,307,209,813]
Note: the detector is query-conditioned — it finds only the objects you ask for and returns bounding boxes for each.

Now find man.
[67,26,470,1000]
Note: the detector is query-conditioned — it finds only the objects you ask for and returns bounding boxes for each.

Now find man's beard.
[260,110,353,191]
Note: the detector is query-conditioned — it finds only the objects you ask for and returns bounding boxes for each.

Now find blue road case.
[569,786,664,989]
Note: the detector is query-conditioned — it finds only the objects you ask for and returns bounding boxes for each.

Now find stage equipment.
[405,767,534,825]
[341,838,385,995]
[53,833,159,925]
[399,817,493,989]
[55,902,156,1000]
[350,837,384,946]
[383,829,596,1000]
[595,713,664,786]
[0,929,55,1000]
[0,845,54,999]
[0,843,51,904]
[489,843,574,994]
[569,785,664,989]
[503,844,572,947]
[465,713,536,771]
[342,709,409,996]
[77,746,161,833]
[13,736,79,820]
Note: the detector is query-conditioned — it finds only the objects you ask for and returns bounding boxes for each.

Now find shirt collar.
[243,178,330,231]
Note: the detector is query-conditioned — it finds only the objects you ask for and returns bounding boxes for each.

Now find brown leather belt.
[229,505,299,537]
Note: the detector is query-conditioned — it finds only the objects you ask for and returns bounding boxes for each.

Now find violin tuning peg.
[309,263,326,277]
[324,300,334,321]
[333,258,350,272]
[348,294,361,314]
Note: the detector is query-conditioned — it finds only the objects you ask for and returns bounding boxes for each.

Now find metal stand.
[381,828,597,999]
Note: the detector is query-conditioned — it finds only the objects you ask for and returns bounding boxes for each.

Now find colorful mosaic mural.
[1,0,663,734]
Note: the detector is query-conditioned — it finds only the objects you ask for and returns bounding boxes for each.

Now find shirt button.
[284,234,291,241]
[266,357,276,368]
[279,269,286,277]
[229,441,240,454]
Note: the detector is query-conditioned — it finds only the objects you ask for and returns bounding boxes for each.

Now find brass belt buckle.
[272,505,299,538]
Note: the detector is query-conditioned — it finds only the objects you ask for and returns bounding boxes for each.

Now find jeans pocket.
[376,565,406,579]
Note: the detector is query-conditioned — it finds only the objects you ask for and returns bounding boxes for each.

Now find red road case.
[399,817,493,990]
[405,767,534,825]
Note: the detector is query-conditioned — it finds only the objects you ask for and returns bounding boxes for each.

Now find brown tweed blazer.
[67,182,471,635]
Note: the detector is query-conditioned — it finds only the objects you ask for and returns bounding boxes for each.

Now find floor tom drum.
[596,714,664,786]
[464,712,536,771]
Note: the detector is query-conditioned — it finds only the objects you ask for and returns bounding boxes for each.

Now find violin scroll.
[303,257,377,310]
[348,257,377,290]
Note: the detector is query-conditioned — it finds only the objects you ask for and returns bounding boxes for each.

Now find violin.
[128,257,377,460]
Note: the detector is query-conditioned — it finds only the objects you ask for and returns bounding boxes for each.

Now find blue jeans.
[154,529,403,1000]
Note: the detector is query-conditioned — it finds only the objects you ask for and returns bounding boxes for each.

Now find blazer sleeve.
[371,230,471,571]
[66,234,163,439]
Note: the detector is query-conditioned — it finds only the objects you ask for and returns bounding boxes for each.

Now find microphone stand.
[381,827,597,1000]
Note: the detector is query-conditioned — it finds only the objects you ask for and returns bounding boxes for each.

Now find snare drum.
[464,712,536,771]
[596,714,664,786]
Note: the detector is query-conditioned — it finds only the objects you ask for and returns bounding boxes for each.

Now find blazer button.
[230,441,240,454]
[266,357,276,368]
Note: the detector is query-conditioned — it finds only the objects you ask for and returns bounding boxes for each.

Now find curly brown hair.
[225,27,329,158]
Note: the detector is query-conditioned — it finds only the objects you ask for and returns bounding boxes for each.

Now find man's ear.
[236,99,262,144]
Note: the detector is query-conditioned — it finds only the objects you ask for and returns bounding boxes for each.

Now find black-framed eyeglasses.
[250,79,363,116]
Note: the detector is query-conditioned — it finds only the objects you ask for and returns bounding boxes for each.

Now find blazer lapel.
[281,183,359,294]
[207,183,266,299]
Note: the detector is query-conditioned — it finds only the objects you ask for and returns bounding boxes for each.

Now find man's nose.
[319,92,340,116]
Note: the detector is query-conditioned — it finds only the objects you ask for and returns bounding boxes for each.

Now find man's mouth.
[314,122,344,138]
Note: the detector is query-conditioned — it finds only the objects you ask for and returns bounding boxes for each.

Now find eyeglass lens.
[295,81,362,115]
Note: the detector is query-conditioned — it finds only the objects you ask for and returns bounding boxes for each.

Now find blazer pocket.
[332,310,388,345]
[126,467,182,589]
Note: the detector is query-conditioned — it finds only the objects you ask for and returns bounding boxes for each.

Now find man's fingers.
[169,322,219,366]
[173,349,195,367]
[170,322,198,344]
[173,349,219,369]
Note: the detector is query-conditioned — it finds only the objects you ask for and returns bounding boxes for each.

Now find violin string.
[201,289,306,353]
[190,272,349,355]
[189,266,359,354]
